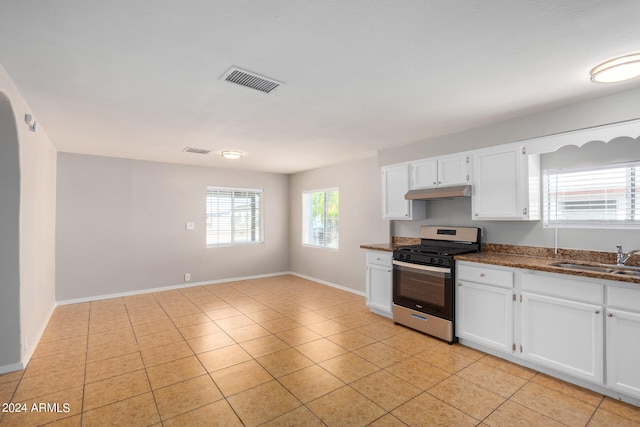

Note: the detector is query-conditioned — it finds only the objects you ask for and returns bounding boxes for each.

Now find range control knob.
[398,253,405,260]
[438,258,444,265]
[429,257,435,264]
[406,254,411,261]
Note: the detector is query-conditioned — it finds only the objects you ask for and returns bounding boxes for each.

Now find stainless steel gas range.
[392,226,482,343]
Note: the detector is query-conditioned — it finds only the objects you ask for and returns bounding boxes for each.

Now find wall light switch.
[186,222,195,230]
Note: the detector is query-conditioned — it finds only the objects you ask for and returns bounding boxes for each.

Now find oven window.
[397,268,445,306]
[393,262,453,319]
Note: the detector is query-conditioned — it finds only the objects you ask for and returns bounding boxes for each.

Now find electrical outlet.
[185,222,195,230]
[184,273,191,282]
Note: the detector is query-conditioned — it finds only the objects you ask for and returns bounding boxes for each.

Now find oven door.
[392,260,453,320]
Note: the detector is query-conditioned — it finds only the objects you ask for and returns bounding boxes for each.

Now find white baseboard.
[20,302,57,368]
[56,271,292,306]
[288,272,366,297]
[0,361,24,375]
[57,271,365,306]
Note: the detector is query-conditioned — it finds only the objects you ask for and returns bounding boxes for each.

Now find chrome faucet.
[616,245,640,266]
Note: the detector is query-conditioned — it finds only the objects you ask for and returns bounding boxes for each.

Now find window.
[206,187,263,246]
[302,188,339,249]
[544,161,640,228]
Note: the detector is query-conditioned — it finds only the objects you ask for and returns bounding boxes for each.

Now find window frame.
[302,187,339,250]
[543,160,640,229]
[206,186,264,247]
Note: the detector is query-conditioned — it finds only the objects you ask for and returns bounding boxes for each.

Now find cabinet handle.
[595,310,601,314]
[433,181,437,185]
[480,273,485,277]
[607,312,613,317]
[438,181,442,185]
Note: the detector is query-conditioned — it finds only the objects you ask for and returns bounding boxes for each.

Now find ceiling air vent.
[183,147,210,155]
[222,66,283,94]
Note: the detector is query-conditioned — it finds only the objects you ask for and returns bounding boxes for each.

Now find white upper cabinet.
[439,153,471,187]
[382,163,426,220]
[410,153,470,189]
[410,158,438,189]
[472,144,540,220]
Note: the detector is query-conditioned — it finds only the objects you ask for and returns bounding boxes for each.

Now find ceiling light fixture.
[221,150,243,160]
[590,53,640,83]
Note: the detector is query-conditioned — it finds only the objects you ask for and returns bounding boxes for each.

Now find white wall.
[55,153,290,301]
[379,87,640,167]
[0,65,57,372]
[289,157,390,294]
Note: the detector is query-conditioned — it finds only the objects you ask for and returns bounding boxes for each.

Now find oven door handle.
[392,260,450,274]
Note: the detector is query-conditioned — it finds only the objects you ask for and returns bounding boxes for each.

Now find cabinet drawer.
[608,286,640,311]
[367,251,392,267]
[457,264,513,289]
[522,273,603,304]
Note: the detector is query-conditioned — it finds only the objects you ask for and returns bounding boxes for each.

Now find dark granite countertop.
[456,244,640,285]
[361,239,640,285]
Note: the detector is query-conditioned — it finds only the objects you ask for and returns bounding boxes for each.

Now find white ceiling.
[1,1,640,174]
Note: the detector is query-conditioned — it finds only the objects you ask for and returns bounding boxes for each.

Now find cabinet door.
[366,263,392,318]
[456,280,513,353]
[606,308,640,399]
[410,158,438,189]
[473,147,522,219]
[438,154,470,187]
[382,164,411,219]
[382,164,425,220]
[521,292,603,384]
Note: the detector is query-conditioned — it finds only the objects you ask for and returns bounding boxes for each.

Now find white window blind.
[302,188,339,249]
[206,187,263,246]
[544,161,640,229]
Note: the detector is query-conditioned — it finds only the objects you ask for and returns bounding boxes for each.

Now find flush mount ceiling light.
[590,53,640,83]
[221,150,243,160]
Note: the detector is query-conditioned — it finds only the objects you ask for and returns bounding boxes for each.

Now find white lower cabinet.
[366,251,392,318]
[520,272,604,384]
[456,261,640,403]
[606,286,640,399]
[456,264,514,353]
[521,292,603,384]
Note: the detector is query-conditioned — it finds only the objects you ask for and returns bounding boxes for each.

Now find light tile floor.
[1,274,639,426]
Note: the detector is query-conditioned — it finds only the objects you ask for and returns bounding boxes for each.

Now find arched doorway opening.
[0,92,22,368]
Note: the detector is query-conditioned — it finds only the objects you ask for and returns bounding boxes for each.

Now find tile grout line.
[16,276,640,426]
[584,394,606,426]
[126,297,165,426]
[77,302,92,425]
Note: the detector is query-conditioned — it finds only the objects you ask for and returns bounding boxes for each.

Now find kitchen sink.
[613,269,640,277]
[550,262,640,276]
[550,262,615,273]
